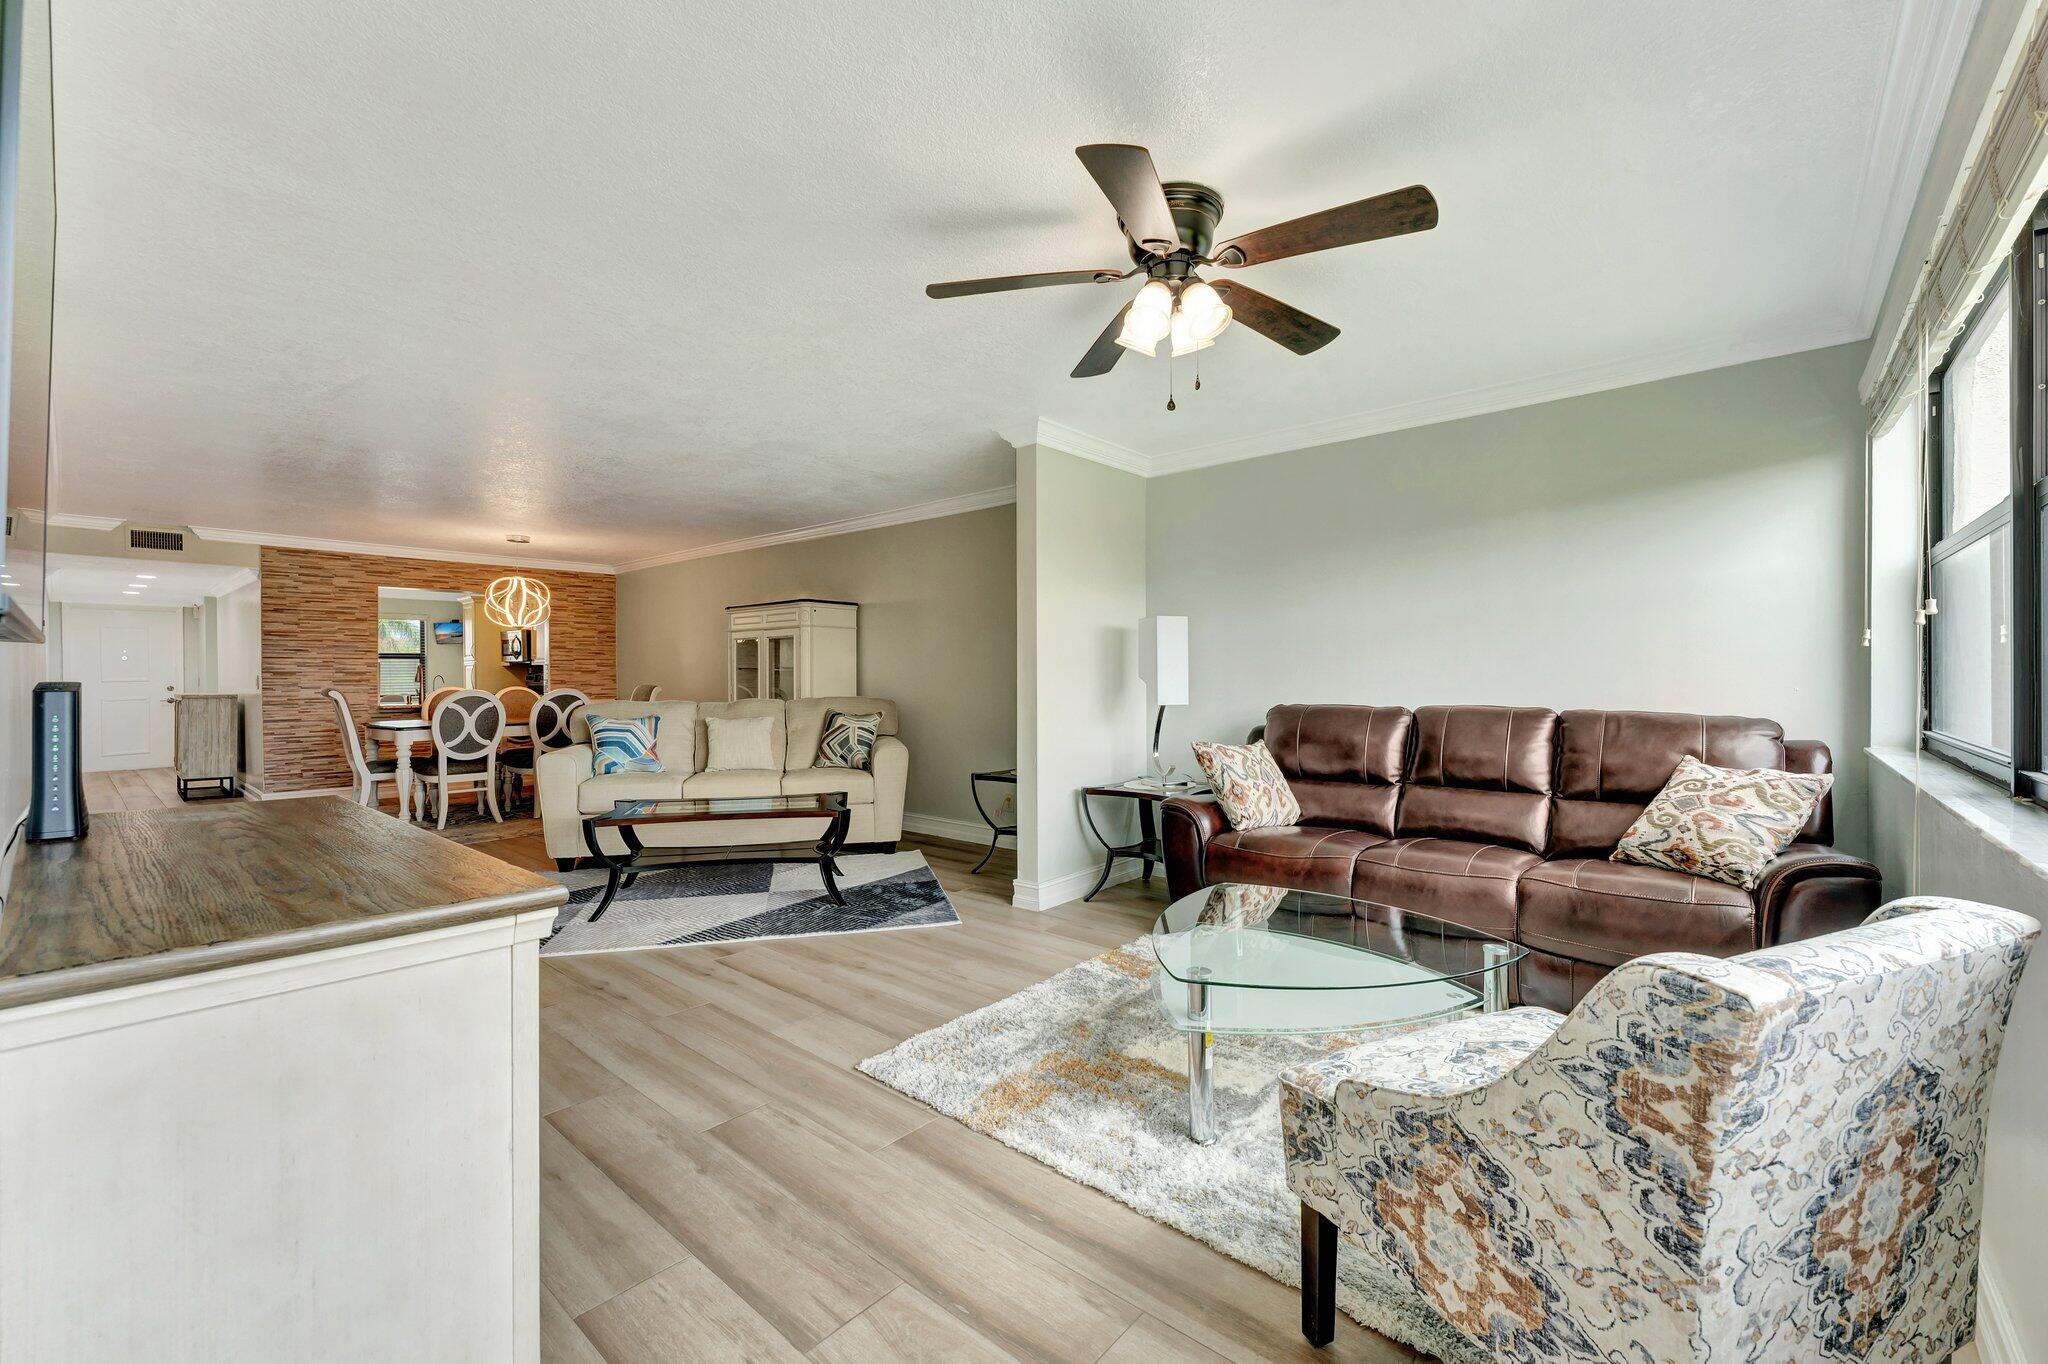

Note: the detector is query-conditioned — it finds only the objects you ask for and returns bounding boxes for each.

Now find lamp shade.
[1139,615,1189,707]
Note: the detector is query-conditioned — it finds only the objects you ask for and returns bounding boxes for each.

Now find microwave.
[501,629,534,663]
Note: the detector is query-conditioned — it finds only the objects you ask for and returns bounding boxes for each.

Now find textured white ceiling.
[47,0,1936,565]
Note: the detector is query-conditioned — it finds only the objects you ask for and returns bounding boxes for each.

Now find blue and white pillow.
[589,715,662,775]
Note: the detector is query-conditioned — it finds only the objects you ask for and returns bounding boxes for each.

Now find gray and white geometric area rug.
[541,850,959,955]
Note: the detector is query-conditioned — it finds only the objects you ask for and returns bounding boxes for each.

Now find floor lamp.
[1140,615,1193,787]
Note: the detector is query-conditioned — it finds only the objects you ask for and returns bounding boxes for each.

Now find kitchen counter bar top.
[0,795,565,1009]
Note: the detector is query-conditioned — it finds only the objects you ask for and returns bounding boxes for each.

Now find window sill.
[1867,745,2048,886]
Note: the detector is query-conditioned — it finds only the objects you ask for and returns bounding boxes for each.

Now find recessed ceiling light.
[135,573,157,579]
[122,589,140,595]
[505,534,531,544]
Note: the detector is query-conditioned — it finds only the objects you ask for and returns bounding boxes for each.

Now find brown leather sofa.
[1161,704,1882,1010]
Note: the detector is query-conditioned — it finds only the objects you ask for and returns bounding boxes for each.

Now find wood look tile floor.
[94,772,1415,1359]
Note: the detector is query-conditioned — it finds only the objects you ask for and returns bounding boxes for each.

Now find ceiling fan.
[926,144,1437,380]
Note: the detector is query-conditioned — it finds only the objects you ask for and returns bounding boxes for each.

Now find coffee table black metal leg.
[816,803,851,905]
[584,820,642,923]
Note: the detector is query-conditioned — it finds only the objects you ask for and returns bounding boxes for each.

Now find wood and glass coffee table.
[1149,883,1523,1143]
[580,794,850,922]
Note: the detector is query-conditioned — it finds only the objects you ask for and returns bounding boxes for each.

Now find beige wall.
[615,504,1016,830]
[1146,341,1873,854]
[1015,445,1148,907]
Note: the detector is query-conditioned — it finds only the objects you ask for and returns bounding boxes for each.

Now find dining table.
[364,715,531,822]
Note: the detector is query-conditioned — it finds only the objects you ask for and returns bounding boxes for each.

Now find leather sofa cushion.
[577,771,687,815]
[781,766,877,803]
[1350,837,1540,938]
[1397,706,1557,852]
[1205,826,1386,897]
[1782,738,1835,843]
[1263,704,1412,835]
[1517,857,1754,966]
[681,768,784,799]
[1551,710,1789,856]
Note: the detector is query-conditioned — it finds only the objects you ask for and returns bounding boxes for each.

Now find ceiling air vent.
[128,528,185,552]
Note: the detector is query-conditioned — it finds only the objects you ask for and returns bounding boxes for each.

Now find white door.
[60,605,182,772]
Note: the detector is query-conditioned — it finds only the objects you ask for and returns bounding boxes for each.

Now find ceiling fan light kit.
[927,143,1437,399]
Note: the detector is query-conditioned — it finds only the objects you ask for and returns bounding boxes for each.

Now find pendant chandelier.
[483,575,550,629]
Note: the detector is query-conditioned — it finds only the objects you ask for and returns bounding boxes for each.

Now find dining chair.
[326,689,398,809]
[412,690,505,829]
[495,686,540,724]
[630,683,662,701]
[499,688,584,812]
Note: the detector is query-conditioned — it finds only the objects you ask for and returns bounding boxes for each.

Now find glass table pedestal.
[1150,884,1524,1145]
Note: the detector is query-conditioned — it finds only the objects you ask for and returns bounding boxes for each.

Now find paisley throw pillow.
[1612,755,1831,889]
[1190,739,1300,831]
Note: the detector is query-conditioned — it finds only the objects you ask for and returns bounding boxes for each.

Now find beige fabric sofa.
[535,696,907,868]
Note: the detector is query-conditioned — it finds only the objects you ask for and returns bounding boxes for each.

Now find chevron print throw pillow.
[589,715,663,775]
[815,711,882,770]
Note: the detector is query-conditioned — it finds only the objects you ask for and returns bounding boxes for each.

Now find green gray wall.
[615,504,1016,830]
[1146,341,1873,853]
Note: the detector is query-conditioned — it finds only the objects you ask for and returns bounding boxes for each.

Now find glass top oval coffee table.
[1149,883,1525,1144]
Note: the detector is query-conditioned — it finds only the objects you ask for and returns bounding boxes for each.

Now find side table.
[1080,780,1210,902]
[969,768,1017,874]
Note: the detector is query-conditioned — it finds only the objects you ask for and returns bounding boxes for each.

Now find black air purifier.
[28,682,85,843]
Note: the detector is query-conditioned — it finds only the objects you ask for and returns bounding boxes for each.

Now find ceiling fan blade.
[1075,144,1182,254]
[926,268,1126,299]
[1210,281,1339,354]
[1072,301,1133,378]
[1211,185,1437,267]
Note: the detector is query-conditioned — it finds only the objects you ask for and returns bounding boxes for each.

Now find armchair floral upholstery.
[1281,897,2039,1363]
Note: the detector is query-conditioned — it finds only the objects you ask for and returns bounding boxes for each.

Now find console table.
[969,768,1017,874]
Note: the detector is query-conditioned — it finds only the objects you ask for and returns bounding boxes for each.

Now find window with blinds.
[378,618,426,707]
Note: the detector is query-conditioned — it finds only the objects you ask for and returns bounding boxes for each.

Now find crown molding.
[1138,319,1870,477]
[185,525,617,575]
[1843,0,1982,331]
[613,485,1016,573]
[1020,418,1151,475]
[45,513,126,532]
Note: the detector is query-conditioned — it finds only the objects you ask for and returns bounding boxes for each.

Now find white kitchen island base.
[0,909,552,1362]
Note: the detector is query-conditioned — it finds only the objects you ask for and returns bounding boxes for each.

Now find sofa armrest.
[537,744,596,862]
[1755,844,1883,947]
[1163,796,1230,901]
[869,735,907,842]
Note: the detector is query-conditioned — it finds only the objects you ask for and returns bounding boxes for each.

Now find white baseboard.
[1976,1243,2026,1364]
[247,784,353,802]
[1012,858,1142,911]
[901,811,1013,849]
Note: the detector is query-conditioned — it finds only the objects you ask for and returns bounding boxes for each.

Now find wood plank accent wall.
[259,547,616,794]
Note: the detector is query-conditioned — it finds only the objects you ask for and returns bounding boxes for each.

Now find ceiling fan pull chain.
[1166,348,1176,412]
[1194,347,1202,392]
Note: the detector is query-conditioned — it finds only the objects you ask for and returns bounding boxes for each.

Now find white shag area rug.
[857,938,1487,1364]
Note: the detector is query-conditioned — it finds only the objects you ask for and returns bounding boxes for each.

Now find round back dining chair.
[413,689,505,829]
[495,686,541,725]
[529,689,588,752]
[630,683,662,702]
[326,688,397,808]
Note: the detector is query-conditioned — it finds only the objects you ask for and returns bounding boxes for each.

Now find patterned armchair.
[1281,897,2039,1363]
